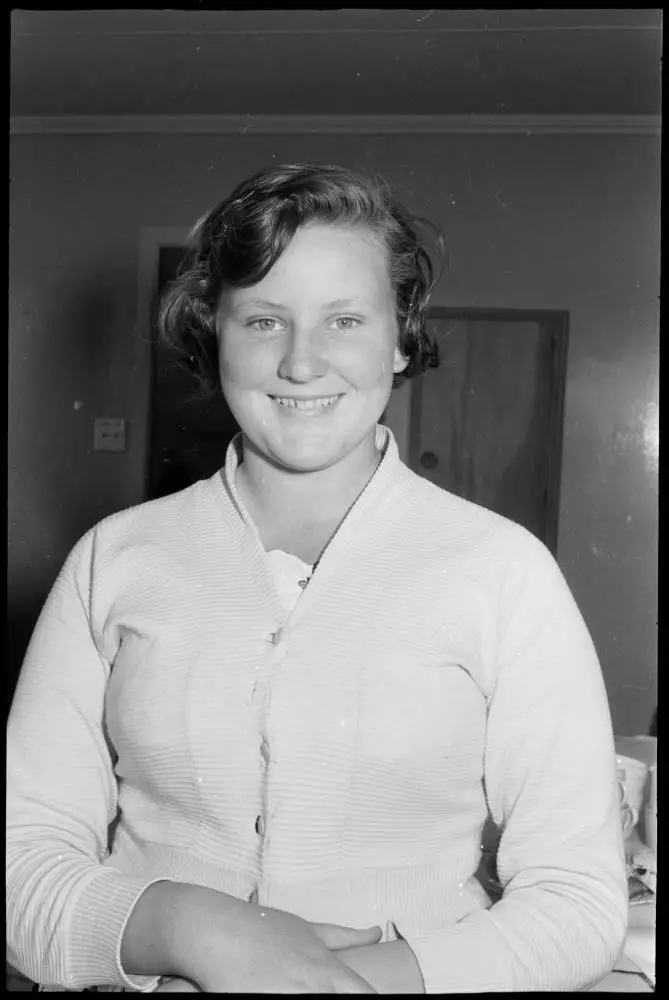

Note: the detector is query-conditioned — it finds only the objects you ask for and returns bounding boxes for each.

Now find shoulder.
[396,476,583,641]
[396,464,549,565]
[68,478,222,571]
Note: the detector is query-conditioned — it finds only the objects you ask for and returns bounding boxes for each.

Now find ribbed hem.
[65,870,179,991]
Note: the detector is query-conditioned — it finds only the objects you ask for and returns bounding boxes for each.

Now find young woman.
[7,163,628,993]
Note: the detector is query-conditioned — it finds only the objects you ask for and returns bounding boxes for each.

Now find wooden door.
[409,310,568,553]
[147,246,240,500]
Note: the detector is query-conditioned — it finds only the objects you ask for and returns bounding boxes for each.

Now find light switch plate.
[93,418,127,452]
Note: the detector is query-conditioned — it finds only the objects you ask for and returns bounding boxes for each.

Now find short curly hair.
[157,162,444,397]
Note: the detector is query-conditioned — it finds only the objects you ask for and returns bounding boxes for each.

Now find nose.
[277,326,328,383]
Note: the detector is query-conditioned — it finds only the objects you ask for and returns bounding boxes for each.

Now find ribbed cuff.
[395,920,512,995]
[66,869,180,990]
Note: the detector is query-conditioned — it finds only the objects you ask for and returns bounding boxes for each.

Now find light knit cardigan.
[7,425,628,993]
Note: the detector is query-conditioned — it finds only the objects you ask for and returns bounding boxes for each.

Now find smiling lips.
[271,395,342,411]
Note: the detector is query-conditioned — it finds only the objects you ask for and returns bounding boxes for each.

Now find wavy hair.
[157,162,445,397]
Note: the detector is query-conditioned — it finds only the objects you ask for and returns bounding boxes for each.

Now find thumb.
[310,922,383,950]
[155,978,201,992]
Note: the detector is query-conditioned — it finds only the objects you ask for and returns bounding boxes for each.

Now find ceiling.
[10,9,662,118]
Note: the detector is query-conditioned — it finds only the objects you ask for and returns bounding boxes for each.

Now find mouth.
[269,394,343,413]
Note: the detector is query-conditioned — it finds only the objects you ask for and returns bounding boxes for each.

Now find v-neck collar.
[217,423,400,533]
[206,423,404,625]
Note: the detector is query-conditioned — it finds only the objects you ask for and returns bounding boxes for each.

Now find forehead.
[287,220,385,255]
[236,222,391,300]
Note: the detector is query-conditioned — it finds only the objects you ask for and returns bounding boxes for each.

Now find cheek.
[218,355,232,382]
[347,337,397,386]
[219,343,270,388]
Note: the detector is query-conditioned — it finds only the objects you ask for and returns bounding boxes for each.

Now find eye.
[248,317,283,332]
[331,316,362,330]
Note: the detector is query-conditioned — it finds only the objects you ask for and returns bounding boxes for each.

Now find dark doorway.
[147,247,240,500]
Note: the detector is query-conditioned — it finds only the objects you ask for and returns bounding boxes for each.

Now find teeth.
[273,396,340,409]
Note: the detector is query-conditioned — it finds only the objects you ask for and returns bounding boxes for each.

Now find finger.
[311,922,383,950]
[336,971,378,994]
[155,976,201,992]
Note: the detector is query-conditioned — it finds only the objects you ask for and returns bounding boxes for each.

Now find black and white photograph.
[8,9,660,993]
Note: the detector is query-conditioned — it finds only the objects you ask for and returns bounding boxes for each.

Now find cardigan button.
[271,629,283,646]
[255,814,266,837]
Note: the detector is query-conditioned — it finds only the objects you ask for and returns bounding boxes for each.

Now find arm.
[122,880,383,992]
[6,530,170,990]
[7,529,381,993]
[384,533,628,993]
[337,941,425,994]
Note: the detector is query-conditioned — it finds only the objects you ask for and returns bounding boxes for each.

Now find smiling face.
[216,222,408,476]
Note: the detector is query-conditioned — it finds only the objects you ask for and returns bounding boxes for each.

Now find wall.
[8,130,659,734]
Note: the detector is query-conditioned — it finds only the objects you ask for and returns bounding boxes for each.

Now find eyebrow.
[236,300,289,311]
[236,298,368,311]
[322,298,367,309]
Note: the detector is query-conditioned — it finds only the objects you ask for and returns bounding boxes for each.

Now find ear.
[393,346,409,374]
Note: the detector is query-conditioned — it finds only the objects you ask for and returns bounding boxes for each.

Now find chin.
[271,444,341,474]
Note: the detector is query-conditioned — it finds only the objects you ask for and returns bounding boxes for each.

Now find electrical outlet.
[93,418,127,452]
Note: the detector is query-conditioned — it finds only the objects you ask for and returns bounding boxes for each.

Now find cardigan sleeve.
[401,530,629,993]
[6,529,171,991]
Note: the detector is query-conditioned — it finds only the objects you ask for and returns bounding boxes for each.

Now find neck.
[236,430,383,529]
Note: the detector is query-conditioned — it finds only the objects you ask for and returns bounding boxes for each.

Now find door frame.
[136,227,190,498]
[408,307,570,555]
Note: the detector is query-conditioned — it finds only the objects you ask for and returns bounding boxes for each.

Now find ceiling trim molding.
[9,113,661,136]
[13,25,662,35]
